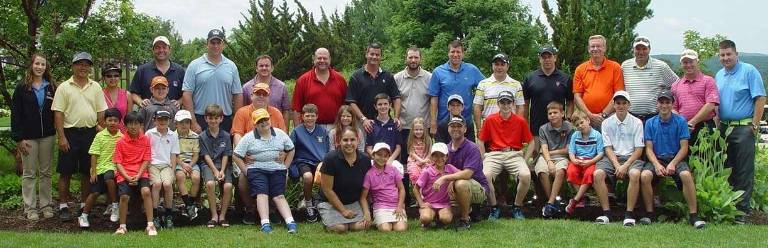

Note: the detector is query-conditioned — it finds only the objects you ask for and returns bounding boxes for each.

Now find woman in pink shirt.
[360,143,407,232]
[101,63,133,132]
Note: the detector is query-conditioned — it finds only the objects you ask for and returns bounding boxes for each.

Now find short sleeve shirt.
[621,58,678,115]
[178,131,200,164]
[139,98,178,131]
[446,139,489,192]
[319,150,372,205]
[88,129,123,174]
[241,76,290,110]
[365,118,402,150]
[644,113,689,158]
[363,164,403,210]
[416,164,460,209]
[474,75,525,118]
[538,121,575,159]
[478,113,533,151]
[199,129,232,168]
[113,134,152,182]
[145,128,180,165]
[523,69,573,135]
[292,68,347,124]
[671,73,720,121]
[394,68,432,128]
[231,105,286,137]
[568,128,604,158]
[129,61,185,101]
[51,78,108,128]
[346,67,401,119]
[715,61,767,121]
[182,54,243,116]
[573,59,625,114]
[233,128,294,171]
[601,114,645,156]
[428,62,485,123]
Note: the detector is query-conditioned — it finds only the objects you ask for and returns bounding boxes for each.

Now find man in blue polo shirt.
[643,90,705,229]
[428,40,484,141]
[182,29,244,133]
[715,40,766,224]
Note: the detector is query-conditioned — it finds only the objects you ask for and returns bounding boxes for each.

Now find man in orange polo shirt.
[478,91,533,220]
[573,35,625,129]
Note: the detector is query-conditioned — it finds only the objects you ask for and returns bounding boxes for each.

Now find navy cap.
[207,29,225,42]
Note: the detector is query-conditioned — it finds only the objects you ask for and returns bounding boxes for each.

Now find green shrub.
[0,174,22,209]
[751,146,768,212]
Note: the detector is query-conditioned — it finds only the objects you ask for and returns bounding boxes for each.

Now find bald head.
[313,48,331,71]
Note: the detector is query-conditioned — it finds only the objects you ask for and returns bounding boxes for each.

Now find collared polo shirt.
[568,128,604,158]
[523,68,573,135]
[601,114,644,157]
[182,54,243,116]
[363,164,403,209]
[199,129,232,168]
[88,128,123,174]
[319,150,371,205]
[346,67,401,119]
[573,59,625,114]
[290,124,330,167]
[478,113,533,151]
[446,139,489,192]
[139,97,178,131]
[538,121,575,159]
[474,75,525,118]
[415,164,460,209]
[51,77,108,128]
[644,113,689,158]
[178,131,200,164]
[621,58,678,115]
[671,72,719,121]
[113,133,152,182]
[715,61,766,121]
[242,76,290,110]
[233,127,294,171]
[145,128,180,165]
[365,117,402,150]
[428,62,485,124]
[394,68,432,128]
[231,104,286,138]
[130,61,185,100]
[292,68,347,124]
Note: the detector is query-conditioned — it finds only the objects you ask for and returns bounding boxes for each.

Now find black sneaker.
[59,207,72,222]
[734,215,746,225]
[242,211,256,225]
[455,219,471,231]
[164,215,174,228]
[153,216,163,228]
[307,206,319,223]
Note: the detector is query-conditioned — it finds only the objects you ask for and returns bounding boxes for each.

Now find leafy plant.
[0,174,22,209]
[751,146,768,212]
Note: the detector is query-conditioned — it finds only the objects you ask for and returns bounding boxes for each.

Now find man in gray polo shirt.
[621,36,678,122]
[394,46,432,159]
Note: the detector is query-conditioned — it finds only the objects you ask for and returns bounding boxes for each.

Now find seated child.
[146,110,179,228]
[536,102,575,218]
[289,104,330,222]
[199,104,234,228]
[564,112,604,216]
[113,111,156,236]
[174,110,202,220]
[405,117,432,183]
[79,108,122,228]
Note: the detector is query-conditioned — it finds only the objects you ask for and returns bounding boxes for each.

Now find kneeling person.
[113,111,156,235]
[361,143,407,232]
[644,91,705,228]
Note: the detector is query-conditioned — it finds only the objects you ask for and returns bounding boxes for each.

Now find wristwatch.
[601,113,609,118]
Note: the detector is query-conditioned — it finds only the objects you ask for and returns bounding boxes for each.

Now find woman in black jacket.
[11,53,57,221]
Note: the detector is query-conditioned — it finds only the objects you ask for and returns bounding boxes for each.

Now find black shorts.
[91,170,116,194]
[247,168,287,198]
[298,162,317,177]
[57,127,97,175]
[118,178,151,196]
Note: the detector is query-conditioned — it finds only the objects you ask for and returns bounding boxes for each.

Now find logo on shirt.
[556,81,562,87]
[219,141,226,148]
[173,81,179,87]
[316,136,324,143]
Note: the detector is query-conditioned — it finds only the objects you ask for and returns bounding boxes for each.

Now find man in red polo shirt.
[478,91,533,220]
[292,48,347,130]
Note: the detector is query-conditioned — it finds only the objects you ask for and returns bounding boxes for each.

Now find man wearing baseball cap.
[670,49,719,145]
[434,94,474,143]
[139,76,178,131]
[51,51,108,221]
[183,29,244,133]
[621,36,678,123]
[474,54,525,130]
[130,35,186,108]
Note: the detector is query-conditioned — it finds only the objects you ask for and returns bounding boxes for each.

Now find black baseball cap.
[491,53,509,64]
[207,29,225,42]
[539,46,557,56]
[657,90,674,102]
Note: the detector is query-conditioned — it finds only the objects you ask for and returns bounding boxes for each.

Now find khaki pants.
[21,136,55,214]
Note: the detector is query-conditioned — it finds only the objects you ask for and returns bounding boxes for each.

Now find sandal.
[207,219,218,228]
[220,219,230,227]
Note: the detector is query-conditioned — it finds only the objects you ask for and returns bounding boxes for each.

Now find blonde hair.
[406,118,433,156]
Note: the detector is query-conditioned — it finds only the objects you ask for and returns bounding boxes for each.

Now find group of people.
[11,28,765,236]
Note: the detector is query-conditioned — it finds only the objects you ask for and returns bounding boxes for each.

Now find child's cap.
[252,83,270,95]
[497,91,514,102]
[155,110,172,119]
[612,90,631,103]
[151,76,168,88]
[251,108,270,124]
[447,94,464,105]
[175,110,193,122]
[372,142,391,154]
[430,142,449,156]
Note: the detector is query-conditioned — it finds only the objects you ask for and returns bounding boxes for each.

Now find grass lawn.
[0,116,9,127]
[2,219,767,247]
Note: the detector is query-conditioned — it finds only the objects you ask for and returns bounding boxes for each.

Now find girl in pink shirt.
[360,143,407,232]
[406,118,432,183]
[414,143,458,228]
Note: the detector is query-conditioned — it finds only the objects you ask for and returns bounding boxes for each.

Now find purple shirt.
[242,76,290,111]
[671,72,719,121]
[363,164,403,210]
[446,139,489,192]
[416,164,460,209]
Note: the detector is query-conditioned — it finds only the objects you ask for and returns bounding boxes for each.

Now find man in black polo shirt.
[346,42,402,132]
[130,36,185,108]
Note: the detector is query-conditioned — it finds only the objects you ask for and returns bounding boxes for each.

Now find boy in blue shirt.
[289,103,329,222]
[365,93,403,173]
[565,112,604,216]
[199,104,234,228]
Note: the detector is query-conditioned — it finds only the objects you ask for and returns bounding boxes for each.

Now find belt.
[490,147,521,152]
[66,126,95,131]
[720,117,752,126]
[630,112,657,120]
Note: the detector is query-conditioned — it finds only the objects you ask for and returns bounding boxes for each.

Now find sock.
[182,195,190,205]
[624,211,633,219]
[285,217,295,224]
[112,202,118,208]
[689,213,698,223]
[261,219,270,225]
[165,208,173,217]
[147,221,154,227]
[603,210,611,217]
[60,203,68,209]
[646,211,655,219]
[119,224,127,229]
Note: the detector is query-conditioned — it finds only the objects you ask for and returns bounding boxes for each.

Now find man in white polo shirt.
[621,36,678,123]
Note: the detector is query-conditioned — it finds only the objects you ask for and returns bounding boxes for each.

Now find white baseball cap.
[632,36,650,48]
[175,110,193,122]
[153,36,171,47]
[680,49,699,62]
[612,90,631,103]
[372,143,391,154]
[430,142,449,156]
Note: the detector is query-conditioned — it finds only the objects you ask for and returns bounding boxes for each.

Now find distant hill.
[653,52,768,79]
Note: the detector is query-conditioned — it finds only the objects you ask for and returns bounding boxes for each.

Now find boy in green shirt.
[78,108,123,228]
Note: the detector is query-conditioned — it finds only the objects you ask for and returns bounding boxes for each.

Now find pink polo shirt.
[363,164,403,210]
[415,164,460,209]
[671,72,720,121]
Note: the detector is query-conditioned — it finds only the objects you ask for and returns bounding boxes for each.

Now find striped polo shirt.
[671,72,719,121]
[621,58,678,115]
[473,75,525,118]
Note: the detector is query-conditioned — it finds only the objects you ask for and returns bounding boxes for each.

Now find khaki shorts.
[534,156,569,175]
[373,209,405,225]
[483,151,530,179]
[149,164,175,185]
[450,179,487,204]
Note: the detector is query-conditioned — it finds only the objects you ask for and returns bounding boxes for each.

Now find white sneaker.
[595,215,610,224]
[146,224,158,236]
[110,205,119,222]
[78,215,90,228]
[298,200,307,209]
[623,218,636,227]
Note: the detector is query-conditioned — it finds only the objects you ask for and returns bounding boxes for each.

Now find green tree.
[542,0,653,72]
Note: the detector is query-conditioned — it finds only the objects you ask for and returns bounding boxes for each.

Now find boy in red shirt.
[113,111,156,236]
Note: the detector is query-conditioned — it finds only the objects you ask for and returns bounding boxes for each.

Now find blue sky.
[129,0,766,55]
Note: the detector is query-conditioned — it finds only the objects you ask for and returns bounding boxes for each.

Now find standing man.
[473,53,525,129]
[51,52,108,221]
[394,47,432,162]
[241,55,291,127]
[715,40,766,224]
[573,35,625,130]
[429,40,485,141]
[130,36,185,108]
[292,48,347,130]
[671,49,719,145]
[621,36,678,122]
[346,42,402,132]
[182,29,244,133]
